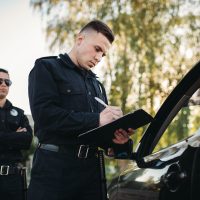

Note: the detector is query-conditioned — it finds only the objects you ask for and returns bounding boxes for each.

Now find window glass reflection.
[154,89,200,152]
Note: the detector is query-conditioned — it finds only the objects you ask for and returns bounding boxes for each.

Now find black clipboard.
[78,109,153,147]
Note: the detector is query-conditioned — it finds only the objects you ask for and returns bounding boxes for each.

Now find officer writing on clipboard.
[28,20,133,200]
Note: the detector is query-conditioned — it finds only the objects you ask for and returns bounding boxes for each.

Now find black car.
[108,60,200,200]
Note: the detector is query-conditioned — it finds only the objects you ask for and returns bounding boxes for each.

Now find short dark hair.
[0,68,9,74]
[80,20,115,43]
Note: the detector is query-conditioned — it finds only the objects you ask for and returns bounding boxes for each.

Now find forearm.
[0,131,33,150]
[32,103,100,136]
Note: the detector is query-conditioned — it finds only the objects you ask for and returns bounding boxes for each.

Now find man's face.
[75,30,111,70]
[0,72,10,99]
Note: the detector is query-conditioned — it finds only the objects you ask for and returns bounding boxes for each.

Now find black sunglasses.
[0,78,12,87]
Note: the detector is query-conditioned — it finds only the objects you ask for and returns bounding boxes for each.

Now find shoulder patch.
[11,106,24,114]
[10,108,19,116]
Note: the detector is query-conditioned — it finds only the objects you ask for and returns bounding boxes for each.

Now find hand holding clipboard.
[79,97,153,147]
[95,97,134,144]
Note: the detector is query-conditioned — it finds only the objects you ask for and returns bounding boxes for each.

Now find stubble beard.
[0,93,7,100]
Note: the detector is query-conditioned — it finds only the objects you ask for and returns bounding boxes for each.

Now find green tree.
[30,0,200,179]
[30,0,200,113]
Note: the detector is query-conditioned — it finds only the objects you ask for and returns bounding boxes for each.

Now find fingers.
[112,129,130,144]
[16,127,27,132]
[127,128,135,136]
[108,106,123,118]
[16,127,22,131]
[116,129,129,139]
[104,106,123,120]
[99,106,123,126]
[103,106,123,115]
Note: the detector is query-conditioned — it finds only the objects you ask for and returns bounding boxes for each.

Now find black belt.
[38,143,98,159]
[0,165,23,176]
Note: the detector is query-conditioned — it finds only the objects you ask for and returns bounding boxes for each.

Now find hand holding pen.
[95,97,134,145]
[95,97,123,126]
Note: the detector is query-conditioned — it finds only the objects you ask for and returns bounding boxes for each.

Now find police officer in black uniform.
[0,68,33,200]
[28,20,133,200]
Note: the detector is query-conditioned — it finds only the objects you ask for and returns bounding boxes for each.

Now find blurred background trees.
[30,0,200,181]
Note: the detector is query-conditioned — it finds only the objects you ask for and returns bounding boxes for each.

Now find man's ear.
[76,33,84,45]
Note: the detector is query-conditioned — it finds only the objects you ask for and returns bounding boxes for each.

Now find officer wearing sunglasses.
[0,68,33,200]
[0,78,12,87]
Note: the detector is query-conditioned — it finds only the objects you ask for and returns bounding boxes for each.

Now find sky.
[0,0,54,114]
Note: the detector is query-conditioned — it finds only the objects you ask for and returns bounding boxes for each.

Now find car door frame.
[135,61,200,162]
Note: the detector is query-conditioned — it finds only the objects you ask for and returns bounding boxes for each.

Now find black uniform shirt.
[29,53,107,145]
[0,100,33,164]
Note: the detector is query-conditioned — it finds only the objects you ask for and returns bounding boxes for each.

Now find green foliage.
[30,0,200,180]
[22,133,38,164]
[154,108,190,152]
[154,100,200,153]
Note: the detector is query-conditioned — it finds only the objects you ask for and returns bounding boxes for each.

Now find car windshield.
[154,88,200,153]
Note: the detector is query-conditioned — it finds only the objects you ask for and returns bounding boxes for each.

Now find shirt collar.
[1,100,12,110]
[59,53,98,78]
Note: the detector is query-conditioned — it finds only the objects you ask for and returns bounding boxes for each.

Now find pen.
[94,97,108,108]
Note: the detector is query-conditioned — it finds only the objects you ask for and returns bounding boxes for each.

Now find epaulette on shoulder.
[36,56,58,61]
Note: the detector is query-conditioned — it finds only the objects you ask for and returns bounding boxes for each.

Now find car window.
[154,88,200,153]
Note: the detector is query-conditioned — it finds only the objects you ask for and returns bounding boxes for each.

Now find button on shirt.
[28,53,108,145]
